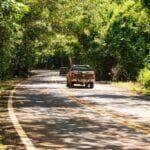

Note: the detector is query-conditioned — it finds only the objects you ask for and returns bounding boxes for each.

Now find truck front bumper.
[71,79,95,84]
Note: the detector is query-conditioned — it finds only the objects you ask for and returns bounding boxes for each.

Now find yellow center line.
[68,95,150,134]
[54,76,150,135]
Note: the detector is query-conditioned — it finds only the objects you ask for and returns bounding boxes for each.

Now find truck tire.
[67,81,69,87]
[69,82,74,88]
[85,83,89,88]
[90,82,94,89]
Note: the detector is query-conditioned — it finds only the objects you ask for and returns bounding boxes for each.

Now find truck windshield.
[72,66,93,71]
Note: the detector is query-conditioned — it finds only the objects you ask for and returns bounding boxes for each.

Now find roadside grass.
[0,78,23,100]
[111,81,150,95]
[0,78,23,92]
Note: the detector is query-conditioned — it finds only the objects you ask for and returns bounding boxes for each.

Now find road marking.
[67,95,150,135]
[8,84,36,150]
[53,76,150,135]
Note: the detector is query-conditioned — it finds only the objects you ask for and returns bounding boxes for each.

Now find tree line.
[0,0,149,87]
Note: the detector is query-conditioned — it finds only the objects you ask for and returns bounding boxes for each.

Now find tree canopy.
[0,0,149,82]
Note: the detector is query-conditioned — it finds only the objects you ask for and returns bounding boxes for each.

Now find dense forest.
[0,0,149,87]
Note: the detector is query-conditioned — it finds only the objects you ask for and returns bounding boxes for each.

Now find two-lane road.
[9,70,150,149]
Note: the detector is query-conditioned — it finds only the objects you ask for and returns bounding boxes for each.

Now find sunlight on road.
[10,70,150,149]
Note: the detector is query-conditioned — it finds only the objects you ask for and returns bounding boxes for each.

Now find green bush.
[138,68,150,89]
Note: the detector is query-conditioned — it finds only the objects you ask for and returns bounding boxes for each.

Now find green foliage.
[0,0,28,79]
[138,67,150,89]
[0,0,149,82]
[97,0,150,80]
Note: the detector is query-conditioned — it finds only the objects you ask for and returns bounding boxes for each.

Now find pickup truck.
[67,65,95,88]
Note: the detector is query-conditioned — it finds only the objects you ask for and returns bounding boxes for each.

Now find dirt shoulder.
[0,135,3,149]
[0,79,26,149]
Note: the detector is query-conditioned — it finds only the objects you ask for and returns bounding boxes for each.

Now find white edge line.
[8,84,36,150]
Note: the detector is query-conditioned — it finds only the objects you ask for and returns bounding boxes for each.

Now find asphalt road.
[10,70,150,150]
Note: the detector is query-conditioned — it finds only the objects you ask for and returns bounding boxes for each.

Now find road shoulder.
[0,79,25,149]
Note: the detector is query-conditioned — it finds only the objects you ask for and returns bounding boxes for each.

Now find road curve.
[10,70,150,150]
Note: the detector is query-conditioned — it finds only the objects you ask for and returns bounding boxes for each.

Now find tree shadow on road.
[11,88,150,149]
[13,89,81,109]
[19,114,149,149]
